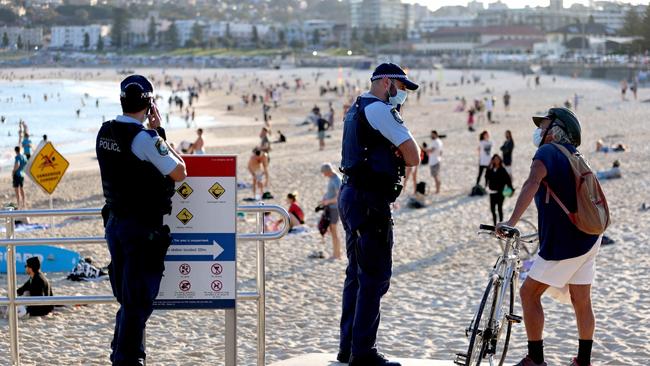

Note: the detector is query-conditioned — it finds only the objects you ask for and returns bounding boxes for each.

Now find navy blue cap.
[371,62,419,91]
[120,75,153,98]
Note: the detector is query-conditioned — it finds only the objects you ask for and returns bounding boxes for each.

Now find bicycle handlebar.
[479,224,520,238]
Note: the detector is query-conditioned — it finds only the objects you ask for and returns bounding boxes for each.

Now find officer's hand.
[147,101,162,129]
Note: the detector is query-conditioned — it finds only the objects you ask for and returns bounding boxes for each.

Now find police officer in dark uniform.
[96,75,187,366]
[337,63,421,366]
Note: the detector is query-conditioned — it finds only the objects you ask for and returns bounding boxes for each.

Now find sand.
[0,67,649,365]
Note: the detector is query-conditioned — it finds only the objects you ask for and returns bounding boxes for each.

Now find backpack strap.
[542,180,571,215]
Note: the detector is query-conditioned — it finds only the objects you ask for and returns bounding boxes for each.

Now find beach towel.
[67,260,109,282]
[0,223,49,234]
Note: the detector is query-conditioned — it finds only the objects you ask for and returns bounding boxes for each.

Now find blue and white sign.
[154,155,237,310]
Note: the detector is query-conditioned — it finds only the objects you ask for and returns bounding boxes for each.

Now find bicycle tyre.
[465,277,496,366]
[492,276,515,366]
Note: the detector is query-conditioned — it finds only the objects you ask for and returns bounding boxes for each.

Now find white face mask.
[389,89,407,108]
[532,128,543,147]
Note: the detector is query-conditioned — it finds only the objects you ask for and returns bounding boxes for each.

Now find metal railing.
[0,204,290,366]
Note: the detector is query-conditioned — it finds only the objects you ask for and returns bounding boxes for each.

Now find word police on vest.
[98,137,121,152]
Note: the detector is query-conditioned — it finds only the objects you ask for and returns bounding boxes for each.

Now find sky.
[405,0,648,11]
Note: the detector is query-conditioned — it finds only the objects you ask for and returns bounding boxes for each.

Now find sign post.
[155,155,237,363]
[26,141,70,230]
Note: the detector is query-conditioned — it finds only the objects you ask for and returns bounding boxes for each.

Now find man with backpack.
[498,107,609,366]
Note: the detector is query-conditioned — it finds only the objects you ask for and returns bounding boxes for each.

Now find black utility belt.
[344,175,403,202]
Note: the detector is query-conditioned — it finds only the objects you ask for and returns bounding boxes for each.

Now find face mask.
[532,128,543,147]
[389,89,407,108]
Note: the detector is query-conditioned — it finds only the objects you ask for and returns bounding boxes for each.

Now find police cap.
[120,75,153,113]
[371,63,419,91]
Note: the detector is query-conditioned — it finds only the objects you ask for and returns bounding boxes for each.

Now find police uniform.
[338,63,418,366]
[96,75,181,366]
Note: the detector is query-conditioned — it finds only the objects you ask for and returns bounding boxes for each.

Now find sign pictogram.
[211,263,223,275]
[208,182,226,200]
[179,280,191,292]
[176,182,193,199]
[28,142,69,195]
[176,208,194,225]
[211,280,223,292]
[179,263,191,275]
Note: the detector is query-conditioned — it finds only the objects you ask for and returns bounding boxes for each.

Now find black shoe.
[349,352,401,366]
[337,350,351,363]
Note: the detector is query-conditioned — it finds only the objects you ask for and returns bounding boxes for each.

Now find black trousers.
[490,193,505,226]
[476,165,488,186]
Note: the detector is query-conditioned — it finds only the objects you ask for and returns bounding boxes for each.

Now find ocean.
[0,79,215,171]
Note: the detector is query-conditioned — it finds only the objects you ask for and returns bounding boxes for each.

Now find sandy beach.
[0,66,649,365]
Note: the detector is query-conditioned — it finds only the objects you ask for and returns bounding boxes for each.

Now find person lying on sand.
[595,139,627,153]
[596,160,622,180]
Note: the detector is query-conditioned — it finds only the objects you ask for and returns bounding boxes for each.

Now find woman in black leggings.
[485,154,513,225]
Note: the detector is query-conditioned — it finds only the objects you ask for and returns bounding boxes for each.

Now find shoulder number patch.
[155,137,169,156]
[391,108,404,124]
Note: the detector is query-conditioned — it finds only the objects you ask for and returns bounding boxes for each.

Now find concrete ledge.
[269,353,456,366]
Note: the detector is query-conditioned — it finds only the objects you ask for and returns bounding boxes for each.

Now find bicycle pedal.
[454,353,468,365]
[506,314,523,323]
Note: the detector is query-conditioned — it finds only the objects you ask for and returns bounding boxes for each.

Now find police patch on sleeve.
[390,108,404,124]
[155,137,169,156]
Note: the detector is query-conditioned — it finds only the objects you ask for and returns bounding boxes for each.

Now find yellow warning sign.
[208,182,226,200]
[28,142,69,195]
[176,182,193,199]
[176,208,194,225]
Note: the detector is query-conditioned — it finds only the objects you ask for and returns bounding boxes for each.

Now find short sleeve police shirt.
[533,143,599,261]
[115,115,181,176]
[361,92,414,147]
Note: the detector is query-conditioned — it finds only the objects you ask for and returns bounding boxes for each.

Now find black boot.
[337,350,351,363]
[349,352,401,366]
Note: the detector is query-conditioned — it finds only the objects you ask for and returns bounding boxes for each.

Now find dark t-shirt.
[533,143,599,260]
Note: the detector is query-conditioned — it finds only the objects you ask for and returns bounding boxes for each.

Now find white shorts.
[527,236,602,303]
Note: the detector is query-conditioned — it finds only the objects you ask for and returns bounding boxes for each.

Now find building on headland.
[350,0,407,30]
[126,14,172,47]
[50,25,110,50]
[0,27,44,50]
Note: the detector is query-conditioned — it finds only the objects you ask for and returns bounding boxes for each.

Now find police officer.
[96,75,186,366]
[337,63,421,366]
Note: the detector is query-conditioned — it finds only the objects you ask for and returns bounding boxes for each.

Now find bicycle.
[455,224,539,366]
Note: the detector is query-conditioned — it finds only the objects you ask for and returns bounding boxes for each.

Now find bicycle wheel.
[491,276,514,366]
[517,218,539,260]
[465,277,497,366]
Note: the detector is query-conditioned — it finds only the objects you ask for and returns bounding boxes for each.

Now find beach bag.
[317,210,330,236]
[470,184,486,197]
[543,143,610,235]
[502,186,514,198]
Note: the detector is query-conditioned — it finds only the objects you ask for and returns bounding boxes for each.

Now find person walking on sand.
[12,146,28,209]
[338,63,421,366]
[503,91,511,112]
[620,79,627,101]
[485,154,513,226]
[498,107,606,366]
[476,130,492,186]
[248,148,269,201]
[427,130,443,194]
[501,130,515,175]
[320,163,342,259]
